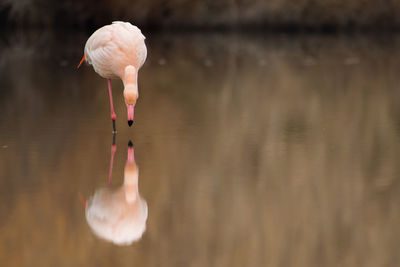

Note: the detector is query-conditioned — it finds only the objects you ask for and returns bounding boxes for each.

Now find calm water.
[1,31,400,266]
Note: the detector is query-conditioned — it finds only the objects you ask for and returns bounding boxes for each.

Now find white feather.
[84,21,147,79]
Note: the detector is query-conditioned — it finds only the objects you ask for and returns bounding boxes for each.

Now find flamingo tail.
[77,55,85,69]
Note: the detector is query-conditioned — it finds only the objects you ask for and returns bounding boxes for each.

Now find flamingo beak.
[127,104,134,126]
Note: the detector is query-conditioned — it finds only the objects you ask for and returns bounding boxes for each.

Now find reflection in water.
[85,139,148,245]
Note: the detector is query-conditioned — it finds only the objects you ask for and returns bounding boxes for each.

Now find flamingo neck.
[123,66,139,105]
[123,65,137,87]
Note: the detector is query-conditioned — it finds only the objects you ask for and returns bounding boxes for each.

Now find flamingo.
[78,21,147,132]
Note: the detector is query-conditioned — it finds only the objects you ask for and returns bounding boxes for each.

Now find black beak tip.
[128,140,133,147]
[128,120,133,126]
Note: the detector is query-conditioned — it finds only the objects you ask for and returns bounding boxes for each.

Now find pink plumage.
[80,21,147,130]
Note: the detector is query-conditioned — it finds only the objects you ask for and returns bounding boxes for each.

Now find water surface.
[1,32,400,266]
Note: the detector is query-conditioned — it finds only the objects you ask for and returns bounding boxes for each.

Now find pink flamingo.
[78,21,147,131]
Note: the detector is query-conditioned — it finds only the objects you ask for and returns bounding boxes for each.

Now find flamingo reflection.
[84,139,148,245]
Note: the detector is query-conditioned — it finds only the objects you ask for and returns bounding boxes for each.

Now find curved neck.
[123,65,137,87]
[123,66,139,104]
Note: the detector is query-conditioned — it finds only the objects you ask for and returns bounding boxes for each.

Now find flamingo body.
[84,21,147,79]
[81,21,147,130]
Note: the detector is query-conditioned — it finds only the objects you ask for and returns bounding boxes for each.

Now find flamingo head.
[123,84,138,127]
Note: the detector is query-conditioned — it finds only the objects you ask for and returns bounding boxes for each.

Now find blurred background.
[2,0,400,31]
[2,1,400,267]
